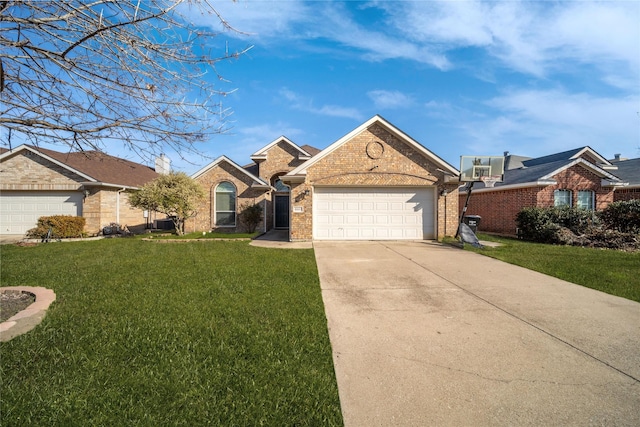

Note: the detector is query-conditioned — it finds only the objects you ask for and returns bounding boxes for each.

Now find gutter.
[458,180,555,194]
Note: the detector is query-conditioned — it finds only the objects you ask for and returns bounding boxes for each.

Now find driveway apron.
[314,241,640,427]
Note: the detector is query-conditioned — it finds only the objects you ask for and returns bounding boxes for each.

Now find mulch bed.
[0,290,36,322]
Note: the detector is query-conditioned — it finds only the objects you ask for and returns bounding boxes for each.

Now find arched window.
[215,182,236,226]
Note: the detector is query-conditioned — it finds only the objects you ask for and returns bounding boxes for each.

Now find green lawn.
[0,240,343,426]
[137,231,260,239]
[468,234,640,303]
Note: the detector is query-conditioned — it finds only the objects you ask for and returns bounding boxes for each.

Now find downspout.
[263,198,267,234]
[116,187,126,224]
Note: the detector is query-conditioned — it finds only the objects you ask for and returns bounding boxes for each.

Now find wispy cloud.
[279,87,364,120]
[368,90,414,109]
[199,1,638,82]
[379,1,639,80]
[458,89,639,157]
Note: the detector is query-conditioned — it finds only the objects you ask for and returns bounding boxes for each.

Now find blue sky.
[27,1,640,174]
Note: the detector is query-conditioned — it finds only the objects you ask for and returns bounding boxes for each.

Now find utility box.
[463,215,482,233]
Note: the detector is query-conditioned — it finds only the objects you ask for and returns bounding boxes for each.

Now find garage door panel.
[314,187,435,240]
[0,192,82,235]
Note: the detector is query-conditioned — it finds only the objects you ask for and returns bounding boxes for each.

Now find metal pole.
[455,181,474,239]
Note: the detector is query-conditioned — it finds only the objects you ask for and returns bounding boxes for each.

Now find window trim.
[214,181,236,227]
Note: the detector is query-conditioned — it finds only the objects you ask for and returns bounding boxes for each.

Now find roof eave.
[280,174,306,184]
[80,182,139,190]
[602,180,628,187]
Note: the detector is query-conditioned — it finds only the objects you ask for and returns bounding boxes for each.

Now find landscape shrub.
[599,200,640,234]
[515,207,559,243]
[239,203,263,233]
[517,204,639,250]
[26,215,86,239]
[550,206,598,235]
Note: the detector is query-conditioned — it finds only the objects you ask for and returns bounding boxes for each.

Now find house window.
[577,190,594,210]
[554,189,572,207]
[215,182,236,226]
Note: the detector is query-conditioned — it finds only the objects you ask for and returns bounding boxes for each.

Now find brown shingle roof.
[300,144,321,156]
[32,146,159,187]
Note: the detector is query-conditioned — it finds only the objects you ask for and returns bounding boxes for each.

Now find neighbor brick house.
[187,115,460,241]
[0,145,161,235]
[610,156,640,202]
[459,147,629,235]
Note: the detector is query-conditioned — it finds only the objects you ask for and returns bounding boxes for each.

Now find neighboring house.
[187,115,460,241]
[609,155,640,202]
[458,147,629,235]
[0,144,162,235]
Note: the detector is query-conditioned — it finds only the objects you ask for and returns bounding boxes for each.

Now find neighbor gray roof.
[520,147,588,167]
[466,149,623,192]
[613,158,640,186]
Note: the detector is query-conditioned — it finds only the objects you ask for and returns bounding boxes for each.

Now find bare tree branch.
[0,0,251,159]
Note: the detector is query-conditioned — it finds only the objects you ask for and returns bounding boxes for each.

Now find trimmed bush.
[26,215,86,239]
[599,200,640,234]
[239,203,263,233]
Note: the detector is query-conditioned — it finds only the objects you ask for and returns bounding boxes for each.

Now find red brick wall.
[614,188,640,202]
[460,186,540,235]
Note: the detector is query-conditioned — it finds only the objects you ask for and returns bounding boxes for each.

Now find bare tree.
[0,0,250,158]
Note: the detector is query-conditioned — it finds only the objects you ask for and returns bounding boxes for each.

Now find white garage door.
[0,192,83,235]
[314,187,435,240]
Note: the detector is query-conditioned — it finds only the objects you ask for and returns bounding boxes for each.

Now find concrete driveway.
[314,241,640,426]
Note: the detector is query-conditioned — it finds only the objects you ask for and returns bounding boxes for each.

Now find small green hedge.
[26,215,86,239]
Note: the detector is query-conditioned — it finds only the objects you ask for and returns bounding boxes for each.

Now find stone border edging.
[0,286,56,342]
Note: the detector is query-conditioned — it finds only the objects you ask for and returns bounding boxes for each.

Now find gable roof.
[191,155,270,188]
[250,136,314,161]
[285,115,459,178]
[0,144,158,188]
[613,158,640,188]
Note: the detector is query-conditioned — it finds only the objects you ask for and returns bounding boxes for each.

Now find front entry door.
[274,195,290,229]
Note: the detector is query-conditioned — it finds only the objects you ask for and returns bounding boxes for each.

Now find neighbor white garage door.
[314,187,435,240]
[0,192,83,235]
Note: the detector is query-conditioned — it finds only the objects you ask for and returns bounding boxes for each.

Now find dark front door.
[274,195,290,229]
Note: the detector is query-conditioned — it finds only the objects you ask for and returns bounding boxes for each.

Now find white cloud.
[458,89,639,158]
[185,1,639,81]
[278,87,364,120]
[182,0,311,39]
[382,1,639,79]
[368,90,414,109]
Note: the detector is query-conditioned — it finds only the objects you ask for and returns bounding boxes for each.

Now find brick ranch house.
[187,115,461,241]
[0,144,163,235]
[458,147,635,235]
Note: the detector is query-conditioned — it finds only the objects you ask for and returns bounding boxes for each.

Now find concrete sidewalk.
[314,241,640,426]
